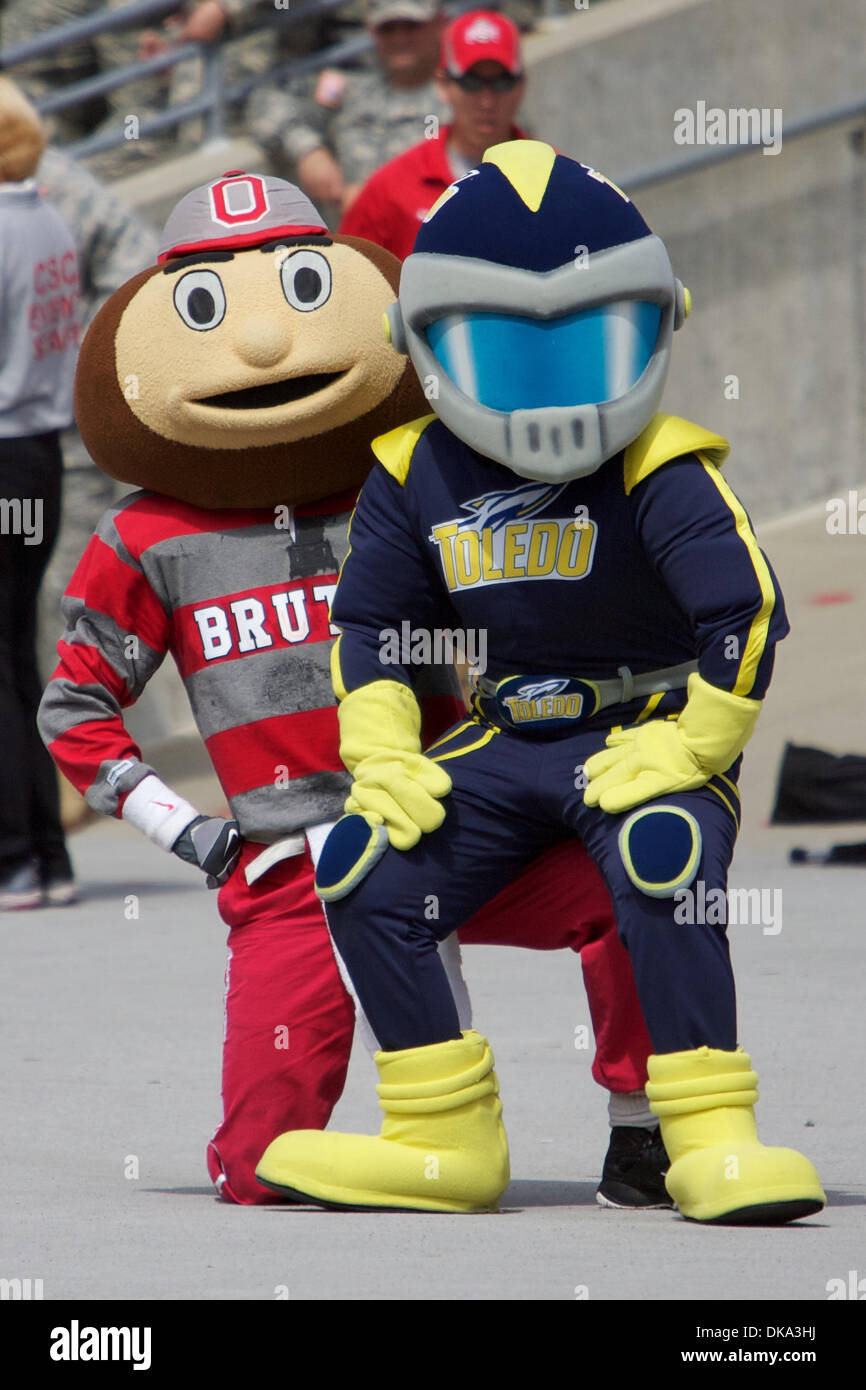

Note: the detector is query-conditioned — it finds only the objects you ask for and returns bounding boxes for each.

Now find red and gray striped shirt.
[38,489,462,842]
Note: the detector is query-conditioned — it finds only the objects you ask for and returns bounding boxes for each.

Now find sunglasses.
[448,70,522,93]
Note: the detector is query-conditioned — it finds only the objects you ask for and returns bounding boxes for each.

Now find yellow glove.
[338,680,452,850]
[583,673,761,814]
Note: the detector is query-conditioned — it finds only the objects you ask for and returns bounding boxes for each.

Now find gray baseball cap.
[158,171,327,262]
[365,0,441,27]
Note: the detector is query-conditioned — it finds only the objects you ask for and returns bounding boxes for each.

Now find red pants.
[207,837,652,1204]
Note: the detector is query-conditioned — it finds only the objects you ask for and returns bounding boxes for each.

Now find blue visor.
[426,301,662,411]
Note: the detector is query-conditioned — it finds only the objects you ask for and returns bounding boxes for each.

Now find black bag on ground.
[771,742,866,823]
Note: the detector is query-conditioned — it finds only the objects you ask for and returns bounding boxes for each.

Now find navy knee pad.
[315,814,389,902]
[618,805,702,898]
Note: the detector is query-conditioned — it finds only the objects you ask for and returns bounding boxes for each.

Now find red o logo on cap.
[209,174,270,226]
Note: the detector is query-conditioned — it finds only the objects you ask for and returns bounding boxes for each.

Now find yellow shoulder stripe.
[371,414,436,485]
[623,413,730,495]
[698,461,777,698]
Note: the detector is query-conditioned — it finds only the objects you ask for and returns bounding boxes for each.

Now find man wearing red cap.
[339,9,529,261]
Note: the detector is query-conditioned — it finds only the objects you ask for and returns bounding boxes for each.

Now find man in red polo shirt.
[339,9,529,260]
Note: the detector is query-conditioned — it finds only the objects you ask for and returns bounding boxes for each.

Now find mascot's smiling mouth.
[197,371,346,410]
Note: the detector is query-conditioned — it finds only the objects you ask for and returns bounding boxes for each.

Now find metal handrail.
[616,95,866,192]
[220,30,373,108]
[0,0,386,155]
[66,37,378,158]
[33,41,204,115]
[0,0,190,65]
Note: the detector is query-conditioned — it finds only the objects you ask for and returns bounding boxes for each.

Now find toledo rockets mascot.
[256,144,826,1224]
[39,170,664,1206]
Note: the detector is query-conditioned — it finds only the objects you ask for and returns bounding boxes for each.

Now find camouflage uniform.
[83,0,343,180]
[2,0,175,179]
[1,0,103,144]
[168,0,337,150]
[34,147,157,678]
[85,0,177,182]
[248,60,450,191]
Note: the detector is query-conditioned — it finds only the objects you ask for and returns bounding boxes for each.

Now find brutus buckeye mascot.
[256,145,825,1224]
[39,171,664,1206]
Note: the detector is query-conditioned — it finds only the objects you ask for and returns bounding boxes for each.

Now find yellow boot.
[255,1031,510,1212]
[646,1047,825,1223]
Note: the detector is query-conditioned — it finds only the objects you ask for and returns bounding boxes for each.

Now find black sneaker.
[0,861,42,911]
[596,1125,673,1209]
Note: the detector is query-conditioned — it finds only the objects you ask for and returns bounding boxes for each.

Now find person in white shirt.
[0,77,81,908]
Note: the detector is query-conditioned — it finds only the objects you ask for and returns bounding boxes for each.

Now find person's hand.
[346,753,451,851]
[138,29,169,58]
[139,7,202,58]
[584,722,710,814]
[177,1,229,43]
[172,815,242,887]
[338,681,452,851]
[297,147,345,206]
[584,674,761,814]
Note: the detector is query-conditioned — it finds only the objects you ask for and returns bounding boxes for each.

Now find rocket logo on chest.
[428,481,598,592]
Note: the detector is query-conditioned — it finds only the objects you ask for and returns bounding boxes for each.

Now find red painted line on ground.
[809,591,855,605]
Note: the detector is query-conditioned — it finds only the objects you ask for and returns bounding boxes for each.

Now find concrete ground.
[2,495,864,1303]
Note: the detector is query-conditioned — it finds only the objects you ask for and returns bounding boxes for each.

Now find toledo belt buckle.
[492,674,601,732]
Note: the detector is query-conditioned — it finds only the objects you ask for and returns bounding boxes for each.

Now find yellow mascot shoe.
[255,1030,510,1212]
[646,1047,825,1224]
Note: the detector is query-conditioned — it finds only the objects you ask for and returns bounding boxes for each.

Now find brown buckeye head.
[74,173,425,507]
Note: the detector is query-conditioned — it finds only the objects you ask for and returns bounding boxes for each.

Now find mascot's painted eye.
[173,269,227,331]
[281,250,332,312]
